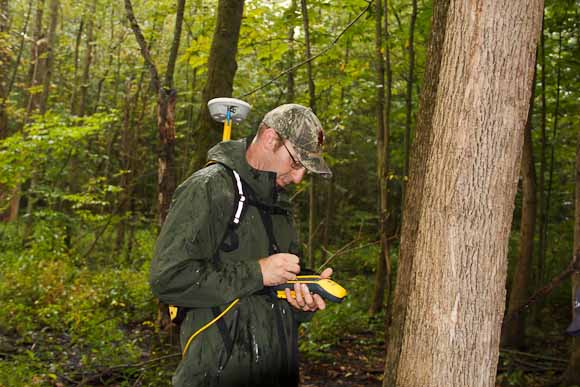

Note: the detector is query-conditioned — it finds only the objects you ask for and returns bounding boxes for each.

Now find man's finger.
[320,267,333,279]
[286,254,300,264]
[294,283,305,307]
[313,294,326,310]
[288,263,301,274]
[302,284,315,308]
[285,288,299,308]
[284,271,297,281]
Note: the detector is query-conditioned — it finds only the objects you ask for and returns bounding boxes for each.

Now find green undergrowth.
[299,273,385,361]
[0,222,171,387]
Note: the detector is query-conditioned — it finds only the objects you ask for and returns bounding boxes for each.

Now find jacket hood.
[207,137,290,208]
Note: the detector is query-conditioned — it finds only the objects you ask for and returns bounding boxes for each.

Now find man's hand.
[285,268,333,312]
[259,253,300,286]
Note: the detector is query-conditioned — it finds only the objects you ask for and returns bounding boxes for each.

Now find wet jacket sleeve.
[150,171,264,308]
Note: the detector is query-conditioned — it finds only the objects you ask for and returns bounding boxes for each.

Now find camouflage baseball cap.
[262,104,332,178]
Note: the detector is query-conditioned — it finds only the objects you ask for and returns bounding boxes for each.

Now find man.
[150,104,334,387]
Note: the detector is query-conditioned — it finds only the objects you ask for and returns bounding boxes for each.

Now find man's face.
[274,139,306,187]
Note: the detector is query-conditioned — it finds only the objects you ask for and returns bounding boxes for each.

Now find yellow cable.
[181,298,240,358]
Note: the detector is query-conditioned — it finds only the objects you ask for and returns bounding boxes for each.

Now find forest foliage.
[0,0,579,385]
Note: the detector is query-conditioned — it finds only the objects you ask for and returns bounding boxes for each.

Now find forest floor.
[300,330,385,386]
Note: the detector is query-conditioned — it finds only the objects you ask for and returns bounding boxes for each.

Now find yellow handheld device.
[271,275,348,303]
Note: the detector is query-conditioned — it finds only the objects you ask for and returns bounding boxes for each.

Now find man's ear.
[261,127,279,150]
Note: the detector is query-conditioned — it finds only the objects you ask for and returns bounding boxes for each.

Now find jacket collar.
[207,137,291,208]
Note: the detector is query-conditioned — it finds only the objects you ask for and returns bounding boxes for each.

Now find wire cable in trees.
[241,1,373,98]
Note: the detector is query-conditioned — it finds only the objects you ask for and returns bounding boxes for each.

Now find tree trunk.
[12,0,45,223]
[0,0,10,135]
[190,0,244,172]
[125,0,186,333]
[78,0,96,117]
[39,0,58,114]
[501,70,537,349]
[157,0,185,226]
[1,0,33,128]
[94,4,115,112]
[115,80,135,256]
[537,16,547,288]
[26,0,61,242]
[383,0,543,386]
[564,109,580,385]
[69,17,83,114]
[286,0,296,104]
[23,0,57,238]
[402,0,417,207]
[369,0,390,316]
[300,0,317,268]
[25,0,46,118]
[542,31,562,275]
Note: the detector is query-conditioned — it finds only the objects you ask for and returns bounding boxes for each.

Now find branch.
[71,353,180,386]
[164,0,186,89]
[505,251,580,322]
[500,348,567,364]
[241,1,373,98]
[124,0,161,91]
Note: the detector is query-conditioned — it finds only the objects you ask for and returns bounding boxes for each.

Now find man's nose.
[291,168,306,184]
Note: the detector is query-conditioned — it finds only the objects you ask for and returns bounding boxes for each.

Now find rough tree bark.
[501,70,537,349]
[383,0,543,386]
[190,0,244,172]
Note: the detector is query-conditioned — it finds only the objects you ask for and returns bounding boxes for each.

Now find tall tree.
[564,109,580,385]
[190,0,245,172]
[300,0,317,268]
[501,70,537,349]
[402,0,417,206]
[1,0,33,137]
[39,0,58,114]
[537,15,548,287]
[77,0,97,117]
[124,0,186,227]
[286,0,296,104]
[541,31,563,272]
[0,0,10,135]
[383,0,543,386]
[369,0,392,316]
[69,16,84,114]
[25,0,46,118]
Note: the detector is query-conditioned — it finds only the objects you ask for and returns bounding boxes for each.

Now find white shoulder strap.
[231,170,246,225]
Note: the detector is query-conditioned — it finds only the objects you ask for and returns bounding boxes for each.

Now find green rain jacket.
[150,137,310,387]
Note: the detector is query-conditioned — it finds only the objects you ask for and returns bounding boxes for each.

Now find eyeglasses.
[278,135,304,170]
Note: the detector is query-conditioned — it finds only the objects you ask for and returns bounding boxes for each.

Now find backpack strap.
[230,169,247,226]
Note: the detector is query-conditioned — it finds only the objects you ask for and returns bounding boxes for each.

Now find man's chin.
[276,178,288,188]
